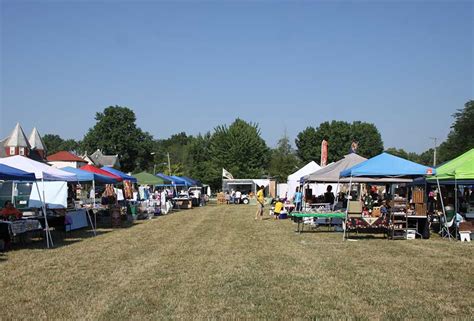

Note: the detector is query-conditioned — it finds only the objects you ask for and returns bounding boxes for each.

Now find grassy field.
[1,205,473,320]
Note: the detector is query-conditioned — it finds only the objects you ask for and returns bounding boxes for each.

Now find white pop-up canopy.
[0,155,77,181]
[287,161,321,198]
[0,156,77,248]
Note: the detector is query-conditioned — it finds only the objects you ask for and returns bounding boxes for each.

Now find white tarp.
[287,161,321,198]
[0,155,77,181]
[252,179,270,188]
[29,181,68,208]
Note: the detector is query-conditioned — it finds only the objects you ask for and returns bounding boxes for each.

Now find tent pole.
[11,181,15,204]
[42,178,54,247]
[334,178,341,210]
[436,178,450,241]
[35,181,51,248]
[93,179,97,230]
[343,176,353,241]
[455,178,458,239]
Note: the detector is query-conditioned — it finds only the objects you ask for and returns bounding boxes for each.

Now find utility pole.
[167,152,171,175]
[429,137,438,167]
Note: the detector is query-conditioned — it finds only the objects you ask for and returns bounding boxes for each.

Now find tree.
[152,132,195,176]
[268,133,301,183]
[43,134,80,155]
[438,100,474,163]
[188,133,221,189]
[81,106,153,172]
[210,118,269,179]
[296,121,384,164]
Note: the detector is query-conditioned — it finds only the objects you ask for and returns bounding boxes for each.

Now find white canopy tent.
[287,161,321,199]
[0,156,77,248]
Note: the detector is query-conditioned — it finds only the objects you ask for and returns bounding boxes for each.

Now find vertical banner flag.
[321,139,328,167]
[222,168,234,179]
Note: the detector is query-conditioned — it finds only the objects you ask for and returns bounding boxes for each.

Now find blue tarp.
[340,153,436,178]
[181,176,201,186]
[0,163,36,181]
[61,167,117,184]
[101,167,137,183]
[156,173,188,186]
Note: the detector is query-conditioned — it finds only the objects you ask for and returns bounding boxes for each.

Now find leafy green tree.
[385,147,421,163]
[81,106,153,172]
[438,100,474,163]
[210,118,269,179]
[188,133,221,189]
[417,148,434,166]
[152,132,195,176]
[295,127,319,163]
[43,134,80,155]
[268,133,301,183]
[296,121,383,164]
[350,121,384,159]
[42,134,65,155]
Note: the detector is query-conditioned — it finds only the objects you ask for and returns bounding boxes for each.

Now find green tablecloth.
[289,212,346,219]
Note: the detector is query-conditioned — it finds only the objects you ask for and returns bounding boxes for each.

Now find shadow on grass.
[345,234,388,241]
[8,228,114,251]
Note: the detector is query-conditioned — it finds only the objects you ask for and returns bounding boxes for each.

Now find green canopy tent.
[426,148,474,239]
[133,171,170,185]
[427,148,474,182]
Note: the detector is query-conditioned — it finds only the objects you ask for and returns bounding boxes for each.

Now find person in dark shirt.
[324,185,335,205]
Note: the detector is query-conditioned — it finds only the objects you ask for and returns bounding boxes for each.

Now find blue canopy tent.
[340,153,436,240]
[61,167,117,184]
[61,167,119,235]
[156,173,188,187]
[101,167,137,183]
[340,153,435,178]
[0,164,36,181]
[181,176,201,187]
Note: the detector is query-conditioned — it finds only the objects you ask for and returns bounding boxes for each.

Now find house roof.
[47,151,87,162]
[90,149,120,167]
[5,123,30,148]
[28,127,46,151]
[0,137,7,157]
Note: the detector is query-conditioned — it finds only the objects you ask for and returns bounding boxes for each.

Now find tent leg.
[93,180,97,230]
[36,181,52,248]
[334,178,341,211]
[343,176,353,241]
[437,178,450,241]
[86,209,96,236]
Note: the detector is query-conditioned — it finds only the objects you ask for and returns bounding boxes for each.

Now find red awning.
[79,164,123,182]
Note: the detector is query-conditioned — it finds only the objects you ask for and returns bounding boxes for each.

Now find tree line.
[43,101,474,190]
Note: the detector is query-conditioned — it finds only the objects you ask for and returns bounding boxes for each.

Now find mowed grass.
[1,205,473,320]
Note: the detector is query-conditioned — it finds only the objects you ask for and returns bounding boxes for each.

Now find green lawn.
[1,205,473,320]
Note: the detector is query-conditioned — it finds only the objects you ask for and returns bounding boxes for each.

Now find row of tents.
[298,149,474,186]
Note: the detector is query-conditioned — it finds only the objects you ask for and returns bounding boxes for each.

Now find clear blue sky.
[1,1,473,153]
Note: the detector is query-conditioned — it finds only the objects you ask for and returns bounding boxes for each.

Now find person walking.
[294,187,303,212]
[255,185,265,220]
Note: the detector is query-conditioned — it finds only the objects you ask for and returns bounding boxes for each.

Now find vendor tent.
[0,155,77,181]
[133,172,169,185]
[170,175,189,186]
[287,161,321,198]
[0,156,78,248]
[303,154,367,183]
[61,167,117,184]
[181,176,201,186]
[0,163,36,181]
[340,153,435,179]
[101,167,137,183]
[156,173,188,186]
[80,164,122,182]
[340,153,436,240]
[427,148,474,182]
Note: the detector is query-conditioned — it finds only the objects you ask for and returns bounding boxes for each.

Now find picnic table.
[289,212,346,233]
